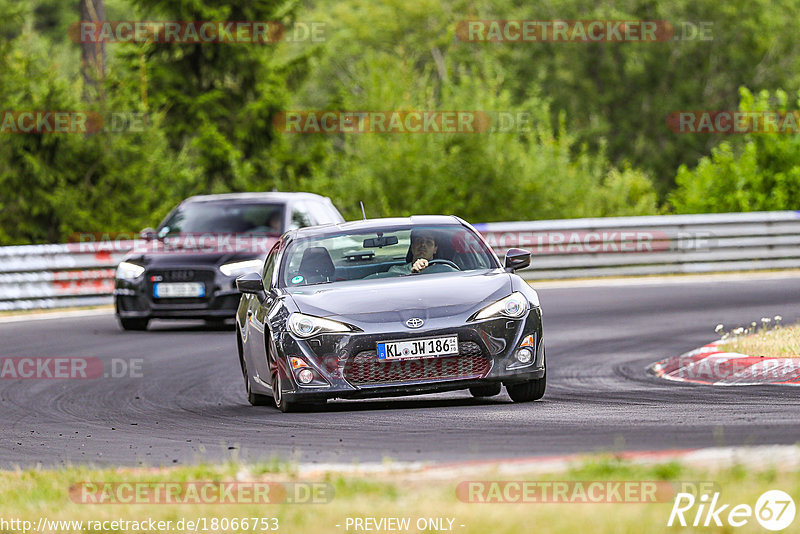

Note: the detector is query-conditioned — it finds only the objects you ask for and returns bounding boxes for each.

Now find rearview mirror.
[363,236,399,248]
[504,248,531,272]
[236,272,267,302]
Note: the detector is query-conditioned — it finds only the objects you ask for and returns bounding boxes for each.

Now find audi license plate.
[377,335,459,360]
[153,282,205,298]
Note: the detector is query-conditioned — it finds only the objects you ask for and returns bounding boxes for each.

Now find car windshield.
[279,225,498,287]
[157,202,284,236]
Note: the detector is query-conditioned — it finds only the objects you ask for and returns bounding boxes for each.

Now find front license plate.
[377,335,459,360]
[153,282,205,298]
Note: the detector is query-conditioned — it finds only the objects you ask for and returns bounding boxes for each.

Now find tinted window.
[158,202,284,236]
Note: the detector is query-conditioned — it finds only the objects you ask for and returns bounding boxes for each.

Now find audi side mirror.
[504,248,531,272]
[140,227,156,240]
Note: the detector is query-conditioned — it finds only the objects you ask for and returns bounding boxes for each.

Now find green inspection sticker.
[291,275,304,284]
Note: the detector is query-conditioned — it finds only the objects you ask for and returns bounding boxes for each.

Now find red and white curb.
[650,340,800,385]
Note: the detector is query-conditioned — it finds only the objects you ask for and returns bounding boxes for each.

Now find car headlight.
[220,259,264,277]
[288,313,352,338]
[472,292,529,320]
[116,261,145,280]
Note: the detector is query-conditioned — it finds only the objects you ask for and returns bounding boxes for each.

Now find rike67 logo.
[668,490,795,531]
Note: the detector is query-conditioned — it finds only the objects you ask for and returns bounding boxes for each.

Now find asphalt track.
[2,276,800,468]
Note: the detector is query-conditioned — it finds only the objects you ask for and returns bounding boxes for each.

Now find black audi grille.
[149,269,212,282]
[343,341,490,385]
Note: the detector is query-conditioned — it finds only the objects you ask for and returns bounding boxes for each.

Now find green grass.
[718,322,800,358]
[2,454,799,533]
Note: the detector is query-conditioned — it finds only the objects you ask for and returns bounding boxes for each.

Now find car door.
[247,241,281,385]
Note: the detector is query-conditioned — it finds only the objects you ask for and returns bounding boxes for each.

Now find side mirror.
[236,272,268,303]
[140,227,156,240]
[504,248,531,272]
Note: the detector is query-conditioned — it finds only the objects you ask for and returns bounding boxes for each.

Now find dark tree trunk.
[80,0,105,102]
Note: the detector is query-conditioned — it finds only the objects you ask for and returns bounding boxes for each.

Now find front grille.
[163,269,198,282]
[343,341,490,385]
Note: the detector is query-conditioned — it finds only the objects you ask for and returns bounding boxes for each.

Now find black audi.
[235,216,545,412]
[114,192,344,330]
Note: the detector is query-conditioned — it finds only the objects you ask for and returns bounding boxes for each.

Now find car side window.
[291,202,314,228]
[262,241,281,288]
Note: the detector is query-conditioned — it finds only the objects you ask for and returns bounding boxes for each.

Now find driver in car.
[387,228,442,275]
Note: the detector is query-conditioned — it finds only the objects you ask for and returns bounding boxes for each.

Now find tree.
[670,88,800,213]
[80,0,106,102]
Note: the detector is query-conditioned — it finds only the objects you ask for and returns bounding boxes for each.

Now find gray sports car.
[235,216,545,412]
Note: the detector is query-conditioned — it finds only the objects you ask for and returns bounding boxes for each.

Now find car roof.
[183,192,333,204]
[289,215,466,238]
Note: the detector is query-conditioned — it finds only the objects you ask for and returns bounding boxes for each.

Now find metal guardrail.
[474,210,800,279]
[0,242,130,311]
[1,211,799,310]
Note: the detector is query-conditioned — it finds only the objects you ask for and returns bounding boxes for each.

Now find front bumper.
[115,267,241,320]
[268,309,545,402]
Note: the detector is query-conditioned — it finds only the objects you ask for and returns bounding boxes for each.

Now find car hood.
[287,270,512,324]
[125,250,256,268]
[124,235,277,267]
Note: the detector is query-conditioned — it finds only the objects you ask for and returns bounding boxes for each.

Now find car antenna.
[360,201,367,220]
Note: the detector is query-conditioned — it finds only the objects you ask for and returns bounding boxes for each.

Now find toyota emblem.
[405,318,424,329]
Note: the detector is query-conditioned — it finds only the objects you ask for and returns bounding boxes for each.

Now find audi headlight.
[472,292,529,320]
[116,261,145,280]
[220,259,263,277]
[288,313,352,338]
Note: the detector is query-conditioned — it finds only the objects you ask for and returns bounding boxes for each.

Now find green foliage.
[2,0,800,244]
[670,88,800,213]
[277,0,659,221]
[115,0,296,192]
[475,0,800,194]
[0,27,191,244]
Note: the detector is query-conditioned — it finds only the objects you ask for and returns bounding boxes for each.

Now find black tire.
[242,357,271,406]
[469,383,502,397]
[272,372,295,413]
[119,317,149,331]
[506,373,546,402]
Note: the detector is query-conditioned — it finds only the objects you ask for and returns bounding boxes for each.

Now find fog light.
[515,347,533,363]
[297,368,314,384]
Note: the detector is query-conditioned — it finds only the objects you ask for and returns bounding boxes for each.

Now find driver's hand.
[411,258,429,273]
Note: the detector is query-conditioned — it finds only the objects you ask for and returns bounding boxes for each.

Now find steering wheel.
[427,259,461,271]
